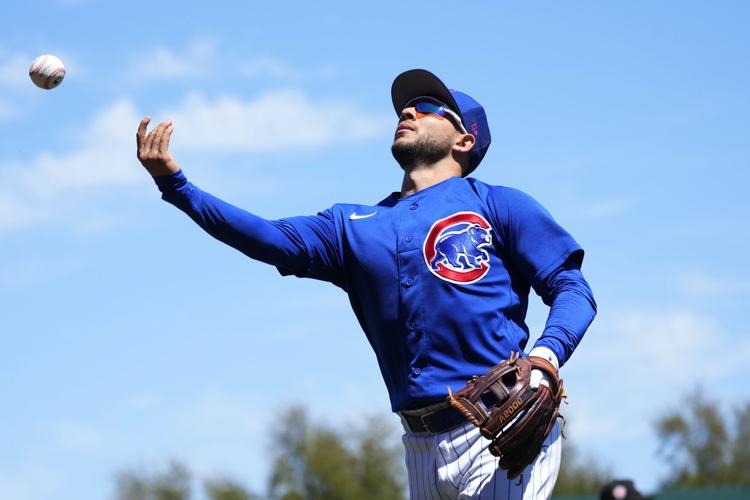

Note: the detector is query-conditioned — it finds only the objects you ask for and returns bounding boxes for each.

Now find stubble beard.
[391,134,453,171]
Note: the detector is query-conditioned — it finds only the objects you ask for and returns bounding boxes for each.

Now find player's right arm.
[135,117,343,285]
[136,117,180,177]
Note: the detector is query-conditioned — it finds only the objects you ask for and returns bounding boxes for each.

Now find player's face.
[391,102,464,169]
[393,102,464,143]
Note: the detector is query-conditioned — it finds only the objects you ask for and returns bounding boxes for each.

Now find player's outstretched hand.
[136,116,180,177]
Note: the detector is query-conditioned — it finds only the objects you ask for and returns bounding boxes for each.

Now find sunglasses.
[406,98,467,134]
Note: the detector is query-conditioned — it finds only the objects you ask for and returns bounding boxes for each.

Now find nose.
[399,107,417,121]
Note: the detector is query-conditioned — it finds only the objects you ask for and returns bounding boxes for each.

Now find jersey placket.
[397,199,426,391]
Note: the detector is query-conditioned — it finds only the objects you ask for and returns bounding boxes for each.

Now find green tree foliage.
[731,402,750,479]
[115,461,192,500]
[115,462,259,500]
[656,389,750,487]
[267,406,406,500]
[114,408,405,500]
[354,417,406,499]
[204,477,260,500]
[552,439,611,495]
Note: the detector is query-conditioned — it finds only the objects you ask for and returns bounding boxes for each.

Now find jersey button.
[412,367,421,376]
[408,322,416,331]
[404,278,413,287]
[405,235,413,242]
[409,204,418,210]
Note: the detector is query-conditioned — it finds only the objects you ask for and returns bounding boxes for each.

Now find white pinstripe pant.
[401,420,561,500]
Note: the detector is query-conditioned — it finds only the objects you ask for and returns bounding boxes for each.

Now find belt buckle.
[419,411,435,433]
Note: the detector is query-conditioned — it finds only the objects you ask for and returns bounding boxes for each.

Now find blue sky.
[1,1,749,498]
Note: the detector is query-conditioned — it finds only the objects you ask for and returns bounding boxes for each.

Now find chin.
[392,135,413,147]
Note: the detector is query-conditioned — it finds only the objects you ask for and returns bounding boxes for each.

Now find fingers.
[136,116,175,166]
[136,116,151,149]
[158,122,173,154]
[142,120,172,154]
[136,116,179,176]
[144,121,162,152]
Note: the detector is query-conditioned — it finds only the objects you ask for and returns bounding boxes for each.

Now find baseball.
[29,54,66,90]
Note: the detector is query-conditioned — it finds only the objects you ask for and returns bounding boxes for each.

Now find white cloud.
[578,308,732,388]
[678,271,750,296]
[121,393,164,412]
[17,101,140,197]
[0,50,31,88]
[239,56,339,81]
[578,196,634,219]
[130,38,218,81]
[52,0,94,6]
[0,99,142,232]
[239,56,298,79]
[564,307,750,444]
[0,464,63,500]
[51,420,104,452]
[129,39,338,84]
[176,391,265,438]
[0,190,37,231]
[557,306,750,489]
[164,89,389,152]
[0,88,388,233]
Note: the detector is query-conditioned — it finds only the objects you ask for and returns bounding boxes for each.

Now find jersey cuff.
[153,169,186,194]
[528,346,560,371]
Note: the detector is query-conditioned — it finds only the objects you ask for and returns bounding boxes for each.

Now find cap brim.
[391,69,462,119]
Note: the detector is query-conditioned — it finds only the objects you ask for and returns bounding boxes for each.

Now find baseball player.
[136,69,596,500]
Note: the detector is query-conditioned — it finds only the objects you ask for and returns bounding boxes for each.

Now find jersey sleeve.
[534,263,597,366]
[156,170,346,290]
[489,186,584,292]
[154,170,310,278]
[278,211,346,289]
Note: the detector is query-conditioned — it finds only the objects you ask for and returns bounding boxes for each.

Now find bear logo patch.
[423,212,493,284]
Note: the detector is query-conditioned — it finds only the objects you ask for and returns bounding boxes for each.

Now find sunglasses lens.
[415,102,446,117]
[409,99,466,132]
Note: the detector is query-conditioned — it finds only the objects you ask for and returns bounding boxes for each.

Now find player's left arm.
[489,186,597,367]
[529,257,597,369]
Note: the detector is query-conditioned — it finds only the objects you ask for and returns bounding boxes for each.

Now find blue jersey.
[156,171,593,412]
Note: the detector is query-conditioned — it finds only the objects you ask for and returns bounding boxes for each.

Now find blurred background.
[1,1,748,498]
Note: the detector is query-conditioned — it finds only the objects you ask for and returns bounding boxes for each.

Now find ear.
[452,133,475,176]
[453,133,475,154]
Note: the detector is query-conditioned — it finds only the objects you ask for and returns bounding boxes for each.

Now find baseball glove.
[447,352,565,479]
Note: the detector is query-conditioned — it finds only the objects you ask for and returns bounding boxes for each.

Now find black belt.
[400,403,467,434]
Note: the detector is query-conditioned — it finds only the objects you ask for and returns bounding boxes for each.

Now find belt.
[399,402,467,434]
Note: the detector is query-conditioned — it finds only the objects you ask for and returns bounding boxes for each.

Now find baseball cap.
[391,69,491,175]
[600,480,652,500]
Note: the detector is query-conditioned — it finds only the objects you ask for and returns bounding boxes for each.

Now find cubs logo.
[423,211,493,285]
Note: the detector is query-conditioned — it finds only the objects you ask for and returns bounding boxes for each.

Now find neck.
[400,158,462,197]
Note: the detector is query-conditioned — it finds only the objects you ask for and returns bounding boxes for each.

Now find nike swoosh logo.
[349,212,377,220]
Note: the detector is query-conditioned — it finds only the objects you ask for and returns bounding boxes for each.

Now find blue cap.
[391,69,491,175]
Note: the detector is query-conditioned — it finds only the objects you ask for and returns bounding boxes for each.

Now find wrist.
[153,169,186,194]
[149,162,180,177]
[528,346,559,371]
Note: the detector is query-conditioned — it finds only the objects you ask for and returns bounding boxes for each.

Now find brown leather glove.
[447,352,565,479]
